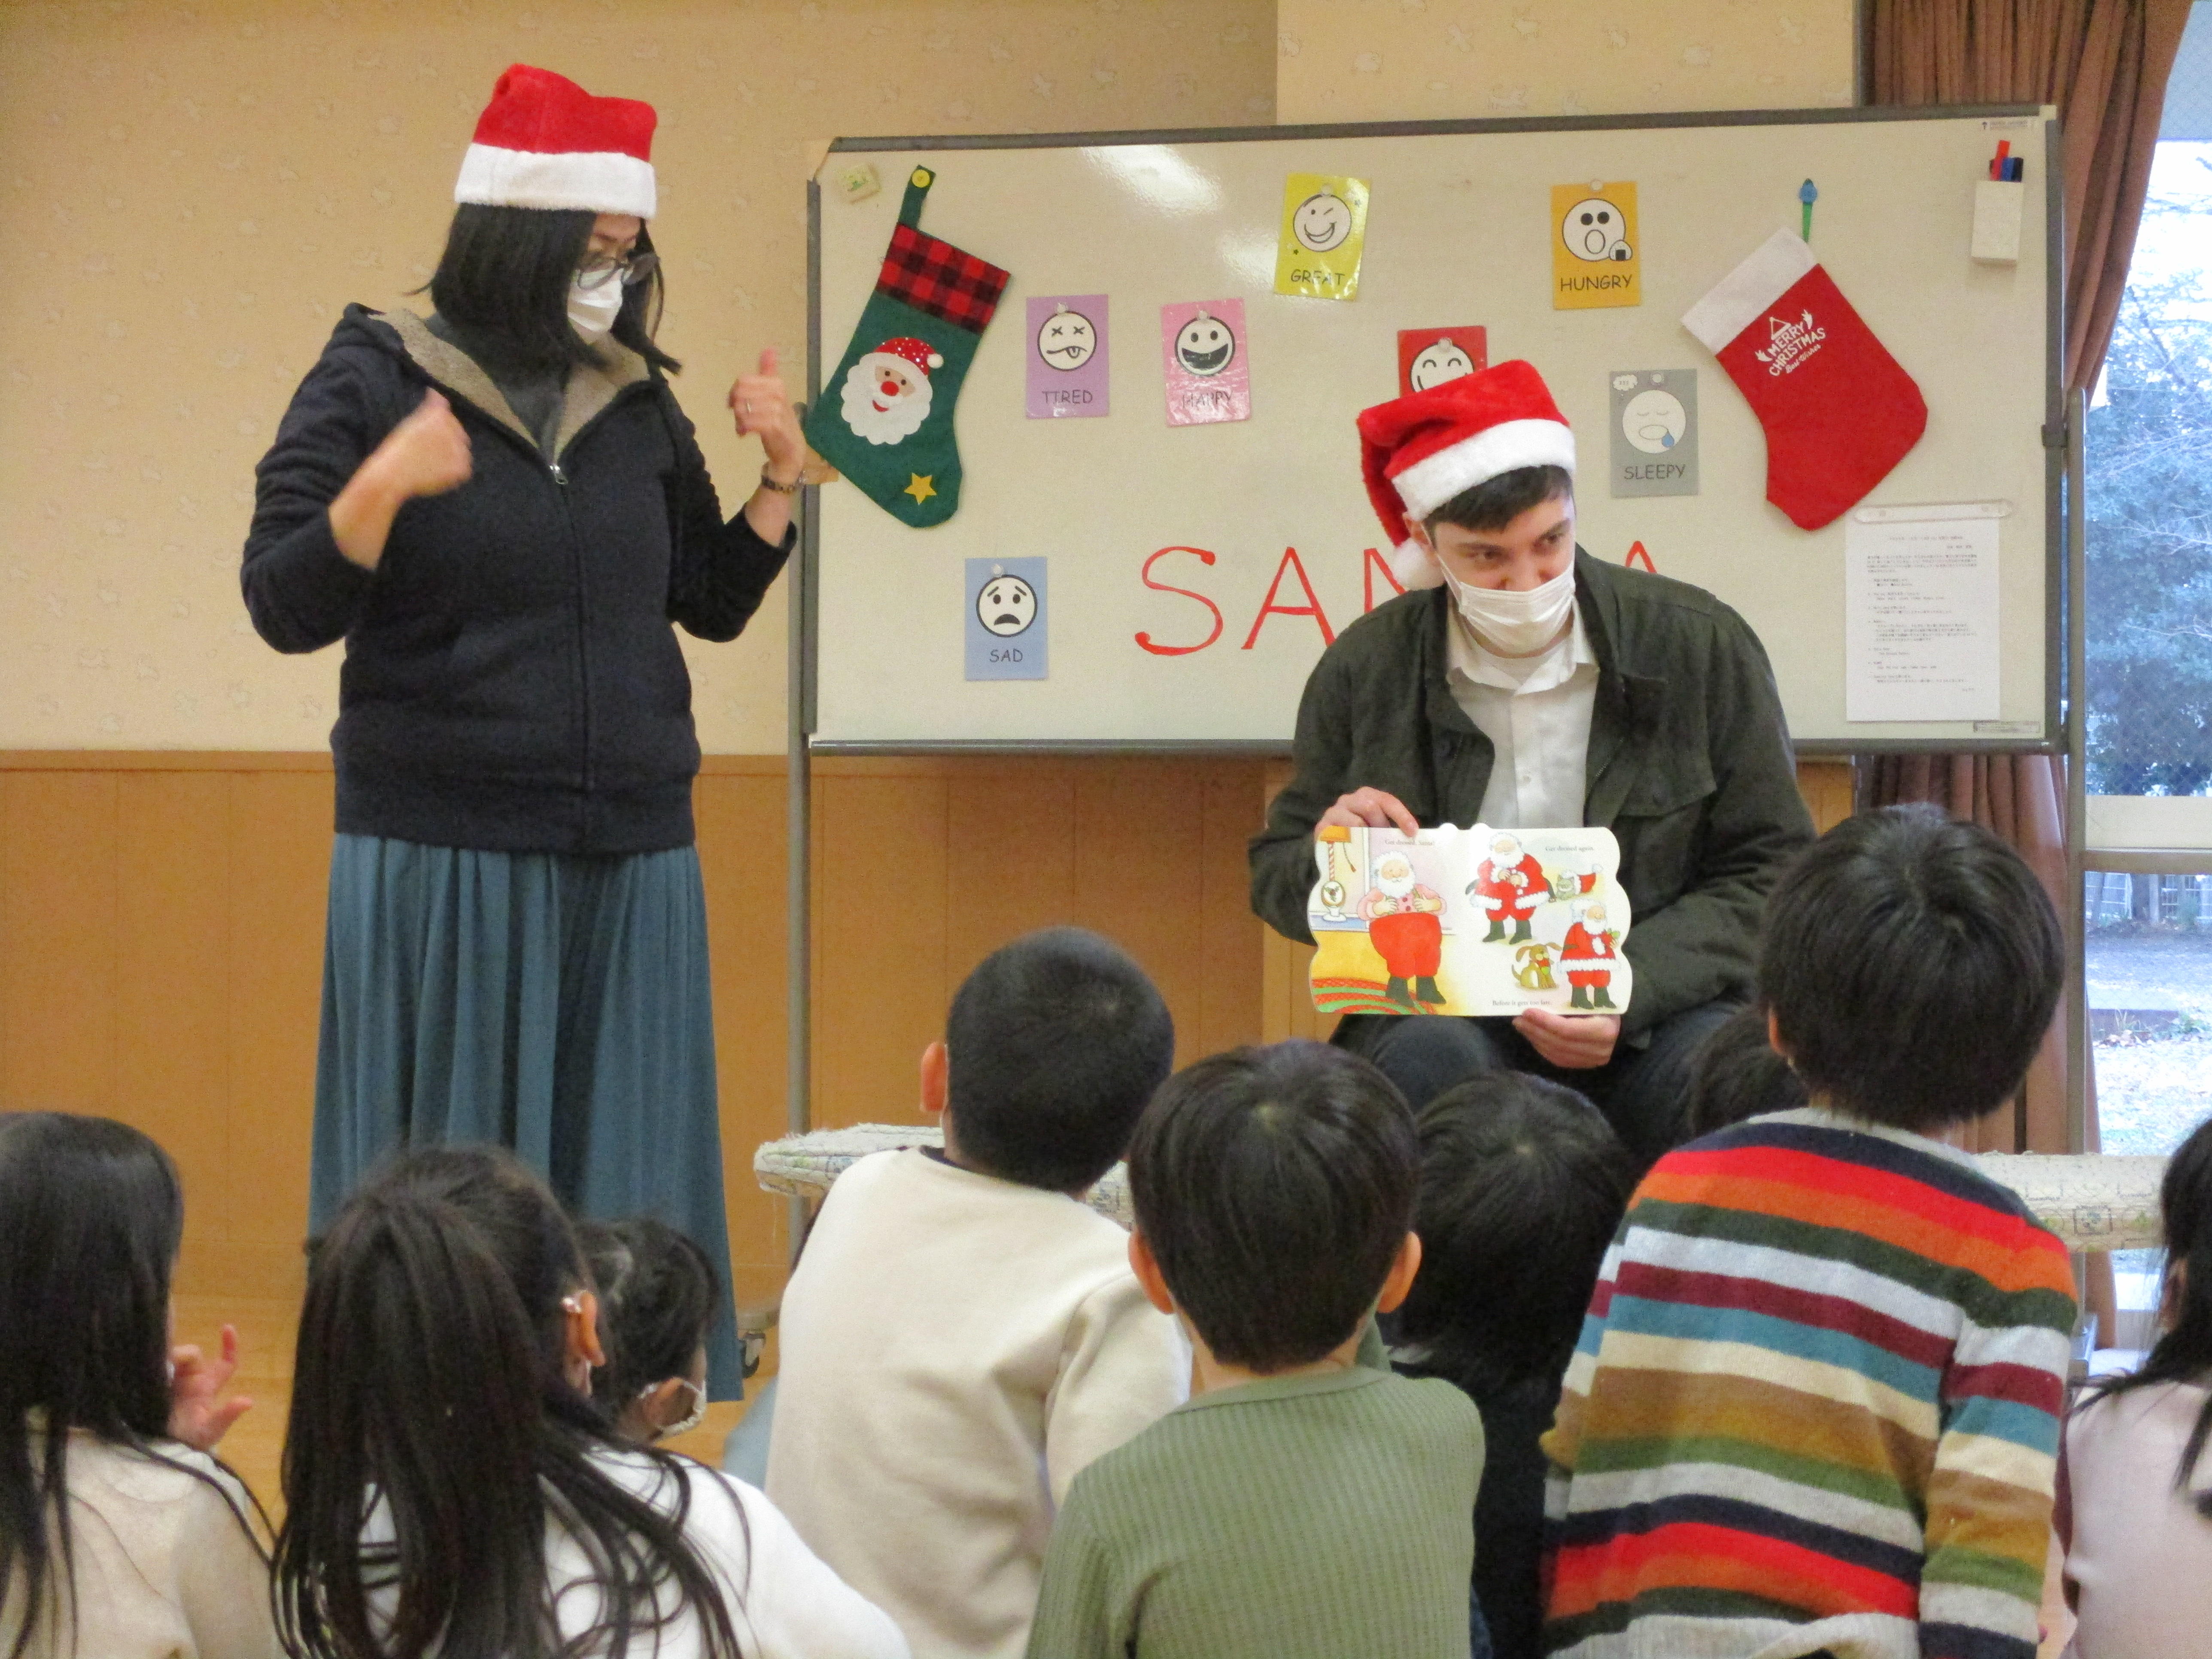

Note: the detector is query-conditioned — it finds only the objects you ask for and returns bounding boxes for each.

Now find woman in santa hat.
[242,65,801,1401]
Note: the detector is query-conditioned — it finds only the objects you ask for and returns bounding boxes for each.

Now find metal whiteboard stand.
[785,176,823,1265]
[2066,385,2089,1157]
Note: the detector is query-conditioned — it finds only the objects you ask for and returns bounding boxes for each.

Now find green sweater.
[1024,1365,1484,1659]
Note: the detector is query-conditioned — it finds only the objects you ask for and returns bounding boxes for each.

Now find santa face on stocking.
[839,336,943,447]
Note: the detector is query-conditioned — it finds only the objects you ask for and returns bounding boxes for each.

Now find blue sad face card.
[966,558,1047,680]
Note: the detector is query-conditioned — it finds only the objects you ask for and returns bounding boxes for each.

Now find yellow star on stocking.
[902,473,937,505]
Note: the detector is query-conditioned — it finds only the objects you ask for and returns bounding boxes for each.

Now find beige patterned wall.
[0,0,1275,752]
[1276,0,1854,123]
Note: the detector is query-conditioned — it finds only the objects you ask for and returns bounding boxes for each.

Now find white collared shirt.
[1444,604,1600,829]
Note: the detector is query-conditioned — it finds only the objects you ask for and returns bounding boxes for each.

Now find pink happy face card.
[1161,299,1250,426]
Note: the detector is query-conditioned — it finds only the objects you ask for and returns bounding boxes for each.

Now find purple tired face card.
[1160,299,1250,426]
[1027,296,1109,419]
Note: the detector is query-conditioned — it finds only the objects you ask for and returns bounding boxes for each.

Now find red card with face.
[1396,327,1488,397]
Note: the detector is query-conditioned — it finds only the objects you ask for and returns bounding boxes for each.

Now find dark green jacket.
[1249,551,1813,1039]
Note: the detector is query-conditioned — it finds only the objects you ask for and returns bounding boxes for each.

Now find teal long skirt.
[311,833,743,1399]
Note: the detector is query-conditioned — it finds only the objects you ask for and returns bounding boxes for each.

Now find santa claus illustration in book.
[1467,832,1548,944]
[1358,852,1445,1008]
[1560,896,1621,1011]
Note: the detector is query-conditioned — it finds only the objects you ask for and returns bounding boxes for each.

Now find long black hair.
[577,1217,717,1420]
[427,203,681,374]
[0,1112,266,1659]
[2079,1114,2212,1517]
[273,1146,743,1659]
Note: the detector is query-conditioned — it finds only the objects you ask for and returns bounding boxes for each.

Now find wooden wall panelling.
[0,770,120,1108]
[1197,765,1268,1059]
[809,764,951,1129]
[694,760,793,1301]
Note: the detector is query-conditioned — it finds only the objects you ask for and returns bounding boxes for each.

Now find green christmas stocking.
[806,166,1011,529]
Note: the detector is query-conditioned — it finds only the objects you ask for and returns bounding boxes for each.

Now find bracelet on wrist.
[758,465,803,495]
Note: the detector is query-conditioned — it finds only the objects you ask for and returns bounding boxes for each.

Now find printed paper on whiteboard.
[1844,510,2000,721]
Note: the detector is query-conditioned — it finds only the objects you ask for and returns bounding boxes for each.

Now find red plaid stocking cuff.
[879,222,1010,334]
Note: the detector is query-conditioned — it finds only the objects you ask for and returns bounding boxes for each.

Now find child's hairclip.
[560,1294,584,1316]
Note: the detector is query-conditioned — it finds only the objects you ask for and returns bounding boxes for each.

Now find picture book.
[1308,823,1632,1018]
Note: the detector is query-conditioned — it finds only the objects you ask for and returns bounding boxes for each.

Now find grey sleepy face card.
[966,558,1047,681]
[1608,370,1699,498]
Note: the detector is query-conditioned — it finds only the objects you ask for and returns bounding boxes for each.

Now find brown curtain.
[1856,0,2191,1162]
[1862,0,2194,393]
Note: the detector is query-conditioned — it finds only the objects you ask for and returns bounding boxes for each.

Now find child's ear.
[1374,1231,1425,1316]
[1765,1007,1791,1063]
[919,1040,950,1117]
[1127,1230,1177,1317]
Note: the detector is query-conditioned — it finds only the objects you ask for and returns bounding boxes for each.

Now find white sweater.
[2,1434,280,1659]
[2063,1379,2212,1659]
[766,1150,1190,1659]
[362,1447,908,1659]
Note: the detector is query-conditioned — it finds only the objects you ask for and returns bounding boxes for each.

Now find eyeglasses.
[575,250,660,292]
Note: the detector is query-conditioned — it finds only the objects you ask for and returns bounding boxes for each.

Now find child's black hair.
[577,1217,718,1417]
[945,927,1175,1192]
[427,202,678,374]
[1394,1075,1633,1393]
[1424,464,1574,535]
[274,1145,742,1659]
[1758,804,2063,1130]
[0,1113,267,1659]
[2079,1114,2212,1517]
[1127,1040,1417,1372]
[1681,1003,1811,1140]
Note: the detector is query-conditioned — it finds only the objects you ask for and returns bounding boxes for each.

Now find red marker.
[1990,138,2011,181]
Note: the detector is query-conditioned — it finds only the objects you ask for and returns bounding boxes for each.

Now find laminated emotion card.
[1160,300,1251,426]
[1552,181,1640,310]
[965,558,1047,680]
[1307,823,1630,1017]
[1608,369,1699,497]
[1026,296,1109,419]
[1274,174,1370,301]
[1397,326,1489,396]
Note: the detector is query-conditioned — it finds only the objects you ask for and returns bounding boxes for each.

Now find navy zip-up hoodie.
[243,305,791,855]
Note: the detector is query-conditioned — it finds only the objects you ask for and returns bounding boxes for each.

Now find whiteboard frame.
[798,103,2064,759]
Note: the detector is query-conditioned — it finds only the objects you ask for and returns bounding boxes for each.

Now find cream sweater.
[2,1434,280,1659]
[2063,1379,2212,1659]
[767,1150,1190,1659]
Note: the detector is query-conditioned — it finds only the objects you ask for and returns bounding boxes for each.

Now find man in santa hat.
[1560,897,1620,1011]
[1468,830,1547,943]
[1357,851,1446,1008]
[1248,361,1813,1163]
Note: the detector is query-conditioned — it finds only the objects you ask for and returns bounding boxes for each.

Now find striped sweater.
[1540,1107,2076,1659]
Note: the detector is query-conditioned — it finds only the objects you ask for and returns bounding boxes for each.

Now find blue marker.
[1799,178,1818,241]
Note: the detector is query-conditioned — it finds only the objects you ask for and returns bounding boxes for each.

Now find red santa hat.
[870,337,944,375]
[454,64,657,219]
[1358,361,1576,588]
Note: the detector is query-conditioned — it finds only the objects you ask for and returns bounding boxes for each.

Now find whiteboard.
[805,108,2058,751]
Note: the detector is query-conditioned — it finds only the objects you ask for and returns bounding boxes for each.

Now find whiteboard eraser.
[835,162,880,204]
[1972,178,2023,263]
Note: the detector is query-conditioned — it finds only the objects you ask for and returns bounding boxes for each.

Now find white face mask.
[568,273,624,343]
[1437,558,1577,656]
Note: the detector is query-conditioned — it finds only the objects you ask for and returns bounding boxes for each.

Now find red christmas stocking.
[1683,230,1926,530]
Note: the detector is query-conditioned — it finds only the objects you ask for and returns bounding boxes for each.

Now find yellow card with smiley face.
[1275,173,1370,301]
[1552,182,1641,309]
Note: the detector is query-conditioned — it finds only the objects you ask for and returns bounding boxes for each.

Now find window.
[2084,2,2212,1349]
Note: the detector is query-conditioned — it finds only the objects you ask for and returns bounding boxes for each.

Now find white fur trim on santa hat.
[455,143,656,218]
[1392,418,1577,526]
[1387,536,1443,590]
[1681,229,1814,354]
